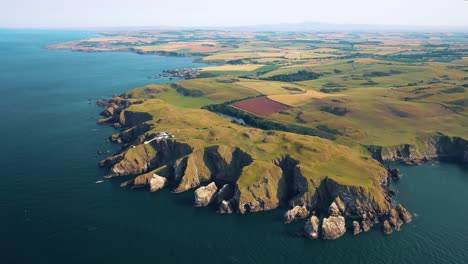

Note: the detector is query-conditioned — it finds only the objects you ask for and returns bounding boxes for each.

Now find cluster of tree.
[362,70,402,78]
[202,99,336,140]
[316,125,343,136]
[262,70,321,82]
[441,87,465,94]
[382,49,466,61]
[320,106,350,116]
[170,83,204,97]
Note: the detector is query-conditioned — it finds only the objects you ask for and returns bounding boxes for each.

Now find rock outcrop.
[149,174,167,192]
[304,215,320,239]
[396,204,412,223]
[361,215,373,232]
[216,184,234,204]
[328,202,340,216]
[284,205,309,224]
[383,220,393,235]
[321,202,346,240]
[218,200,233,214]
[369,133,468,164]
[321,216,346,240]
[194,182,218,207]
[381,204,412,234]
[353,221,362,235]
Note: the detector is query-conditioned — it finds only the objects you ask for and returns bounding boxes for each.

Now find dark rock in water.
[97,150,110,155]
[217,200,233,214]
[97,116,113,124]
[284,205,309,224]
[304,215,320,239]
[396,204,412,223]
[353,221,362,235]
[387,167,401,180]
[388,208,404,231]
[216,184,234,204]
[96,99,110,107]
[361,217,373,232]
[383,220,393,235]
[113,123,121,129]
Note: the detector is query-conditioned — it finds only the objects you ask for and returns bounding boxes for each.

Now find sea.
[0,29,467,264]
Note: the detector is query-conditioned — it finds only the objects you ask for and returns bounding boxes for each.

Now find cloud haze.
[1,0,467,28]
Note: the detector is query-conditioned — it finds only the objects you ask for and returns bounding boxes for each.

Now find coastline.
[49,30,468,241]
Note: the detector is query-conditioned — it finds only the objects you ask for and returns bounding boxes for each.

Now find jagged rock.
[388,208,403,230]
[361,218,373,232]
[334,197,346,215]
[353,221,362,235]
[149,174,167,192]
[383,220,393,235]
[321,216,346,240]
[284,205,309,224]
[96,99,110,107]
[396,204,412,223]
[304,215,320,239]
[217,200,233,214]
[387,167,401,180]
[110,133,120,142]
[101,103,119,117]
[328,202,340,216]
[216,184,234,204]
[97,116,113,124]
[194,182,218,207]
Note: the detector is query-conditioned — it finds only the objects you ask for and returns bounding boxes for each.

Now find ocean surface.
[0,29,467,264]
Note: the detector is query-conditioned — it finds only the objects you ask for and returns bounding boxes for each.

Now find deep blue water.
[0,29,467,264]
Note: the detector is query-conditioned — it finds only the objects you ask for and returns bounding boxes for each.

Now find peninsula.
[51,30,468,239]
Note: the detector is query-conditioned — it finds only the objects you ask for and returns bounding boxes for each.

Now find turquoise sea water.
[0,30,467,264]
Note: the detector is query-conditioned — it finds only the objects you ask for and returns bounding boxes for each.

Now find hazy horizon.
[1,0,468,29]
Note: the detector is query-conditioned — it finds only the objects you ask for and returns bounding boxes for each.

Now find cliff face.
[97,98,413,239]
[369,133,468,164]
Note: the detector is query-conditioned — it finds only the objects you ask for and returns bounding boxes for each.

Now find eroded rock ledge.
[95,97,422,239]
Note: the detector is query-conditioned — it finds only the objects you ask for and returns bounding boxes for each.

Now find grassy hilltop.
[55,30,468,237]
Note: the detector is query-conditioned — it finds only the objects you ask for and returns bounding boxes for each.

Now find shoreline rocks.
[321,216,346,240]
[218,200,233,214]
[383,220,393,235]
[284,205,309,224]
[353,221,362,235]
[194,182,218,207]
[304,215,320,239]
[149,174,167,192]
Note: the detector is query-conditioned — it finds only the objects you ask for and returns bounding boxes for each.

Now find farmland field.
[231,96,293,115]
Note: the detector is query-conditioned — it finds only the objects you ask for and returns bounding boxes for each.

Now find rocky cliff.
[368,133,468,164]
[97,97,414,239]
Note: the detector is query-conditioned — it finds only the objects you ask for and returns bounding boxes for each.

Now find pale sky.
[1,0,467,28]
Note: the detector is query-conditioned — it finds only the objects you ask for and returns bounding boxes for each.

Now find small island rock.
[218,200,233,214]
[216,184,234,204]
[383,220,393,235]
[304,215,320,239]
[328,202,340,216]
[194,182,218,207]
[149,174,167,192]
[284,205,309,224]
[321,216,346,240]
[353,221,362,235]
[396,204,412,223]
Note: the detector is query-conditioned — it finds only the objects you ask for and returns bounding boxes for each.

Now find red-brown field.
[231,96,292,116]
